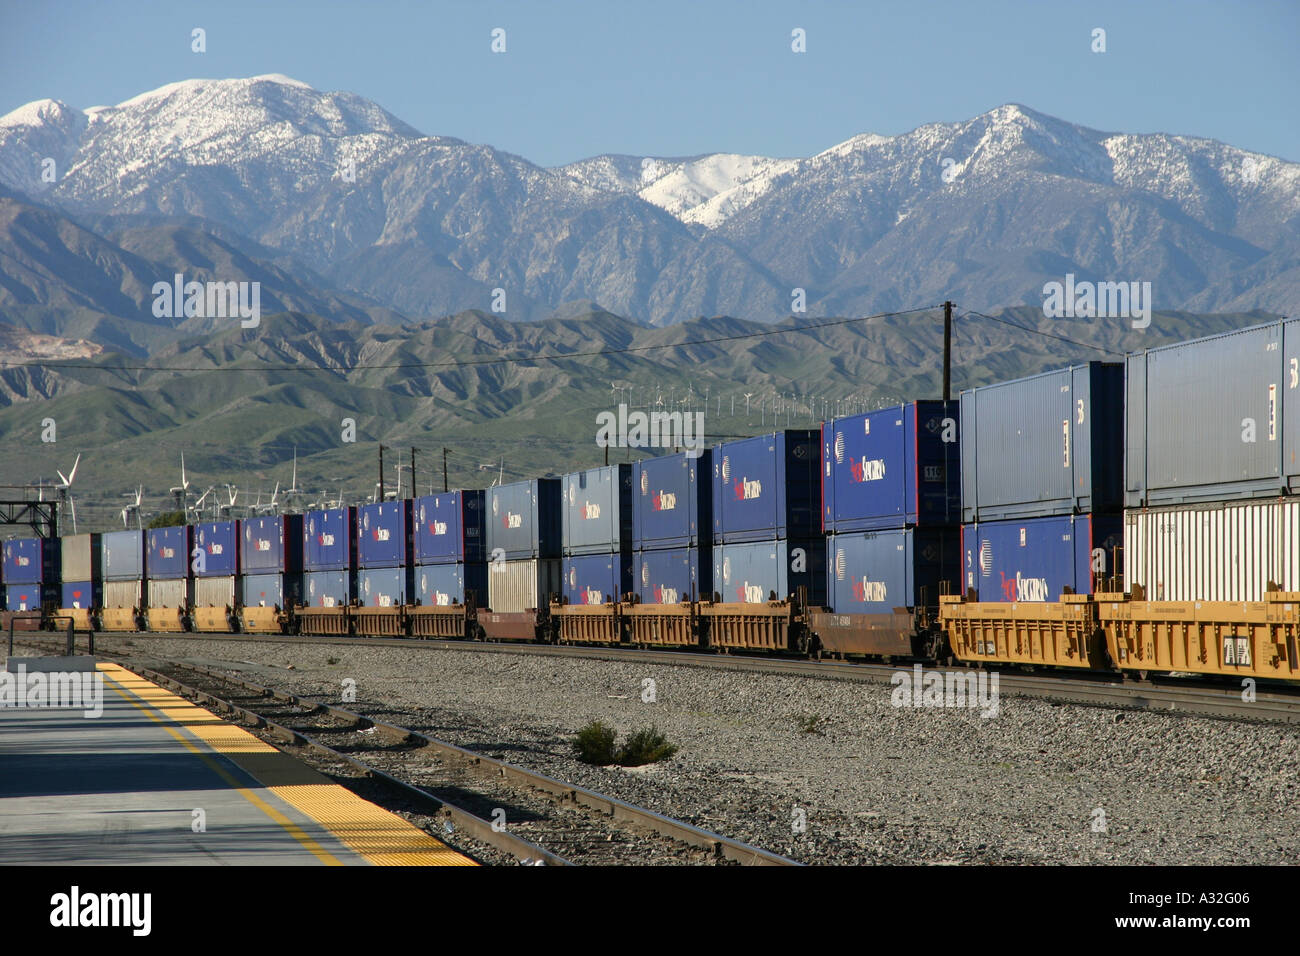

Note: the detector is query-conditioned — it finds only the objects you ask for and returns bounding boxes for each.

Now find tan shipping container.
[1124,499,1300,603]
[194,576,237,607]
[104,580,142,609]
[148,578,191,608]
[487,558,561,614]
[60,533,96,583]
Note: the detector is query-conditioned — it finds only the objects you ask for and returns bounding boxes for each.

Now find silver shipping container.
[960,362,1124,522]
[194,576,237,608]
[102,529,146,581]
[147,578,191,609]
[104,580,142,609]
[1125,499,1300,603]
[1126,318,1300,506]
[487,558,561,614]
[60,533,97,583]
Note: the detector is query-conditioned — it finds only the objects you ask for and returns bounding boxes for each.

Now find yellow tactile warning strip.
[98,662,476,866]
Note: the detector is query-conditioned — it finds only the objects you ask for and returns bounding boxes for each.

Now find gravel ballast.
[76,636,1300,865]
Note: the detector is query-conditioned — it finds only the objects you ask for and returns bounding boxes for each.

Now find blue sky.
[2,0,1296,165]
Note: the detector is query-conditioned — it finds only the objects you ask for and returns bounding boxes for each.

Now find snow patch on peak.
[249,74,312,89]
[0,98,82,129]
[113,74,314,110]
[816,132,890,160]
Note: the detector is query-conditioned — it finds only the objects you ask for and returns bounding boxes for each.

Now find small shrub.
[795,714,826,736]
[327,656,340,665]
[618,725,678,766]
[572,721,679,766]
[573,720,618,765]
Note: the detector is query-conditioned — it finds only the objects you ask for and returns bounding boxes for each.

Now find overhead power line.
[960,308,1129,358]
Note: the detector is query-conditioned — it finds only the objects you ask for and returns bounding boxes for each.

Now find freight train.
[4,318,1299,685]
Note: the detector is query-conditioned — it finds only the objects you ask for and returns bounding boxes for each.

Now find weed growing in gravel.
[795,714,827,736]
[619,725,678,766]
[327,656,340,665]
[573,721,678,767]
[573,721,618,764]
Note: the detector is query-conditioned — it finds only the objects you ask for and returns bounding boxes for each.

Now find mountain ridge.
[1,75,1295,336]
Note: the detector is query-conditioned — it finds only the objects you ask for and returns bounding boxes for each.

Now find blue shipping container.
[632,450,711,550]
[960,362,1124,522]
[416,562,488,606]
[822,401,960,533]
[302,569,352,607]
[102,530,146,581]
[6,582,56,611]
[241,572,302,609]
[961,513,1122,601]
[711,538,827,606]
[60,581,99,610]
[242,515,303,574]
[562,464,633,556]
[633,547,711,605]
[414,491,485,564]
[561,553,632,606]
[146,526,190,579]
[303,508,356,572]
[194,521,239,576]
[2,537,58,585]
[356,500,411,569]
[712,431,820,544]
[358,566,413,607]
[826,529,956,615]
[485,479,561,560]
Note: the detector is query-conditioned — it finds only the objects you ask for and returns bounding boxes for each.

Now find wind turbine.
[169,453,191,512]
[282,447,303,510]
[120,486,143,530]
[257,482,280,515]
[219,484,238,518]
[55,452,81,533]
[191,485,216,521]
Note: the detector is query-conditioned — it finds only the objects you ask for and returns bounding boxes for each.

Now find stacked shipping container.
[485,479,561,614]
[413,491,487,606]
[711,431,825,605]
[1124,318,1300,601]
[59,533,101,613]
[145,525,191,610]
[632,450,711,606]
[960,363,1125,600]
[193,520,239,611]
[240,515,303,609]
[561,465,632,605]
[355,501,414,607]
[3,537,59,611]
[815,402,960,655]
[301,507,356,607]
[101,530,146,615]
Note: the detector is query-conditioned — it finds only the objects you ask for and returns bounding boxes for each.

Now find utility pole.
[378,444,386,502]
[410,447,416,499]
[442,447,449,493]
[943,300,953,402]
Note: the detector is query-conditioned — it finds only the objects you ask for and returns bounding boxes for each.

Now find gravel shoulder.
[76,636,1300,865]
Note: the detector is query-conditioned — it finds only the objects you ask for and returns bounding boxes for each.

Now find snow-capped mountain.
[1,75,1296,334]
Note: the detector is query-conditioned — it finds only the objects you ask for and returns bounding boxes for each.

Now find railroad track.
[10,635,798,867]
[34,628,1300,725]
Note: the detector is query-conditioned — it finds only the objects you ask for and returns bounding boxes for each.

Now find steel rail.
[160,660,800,866]
[54,629,1300,725]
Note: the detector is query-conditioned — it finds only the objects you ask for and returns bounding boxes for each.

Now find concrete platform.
[0,661,475,866]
